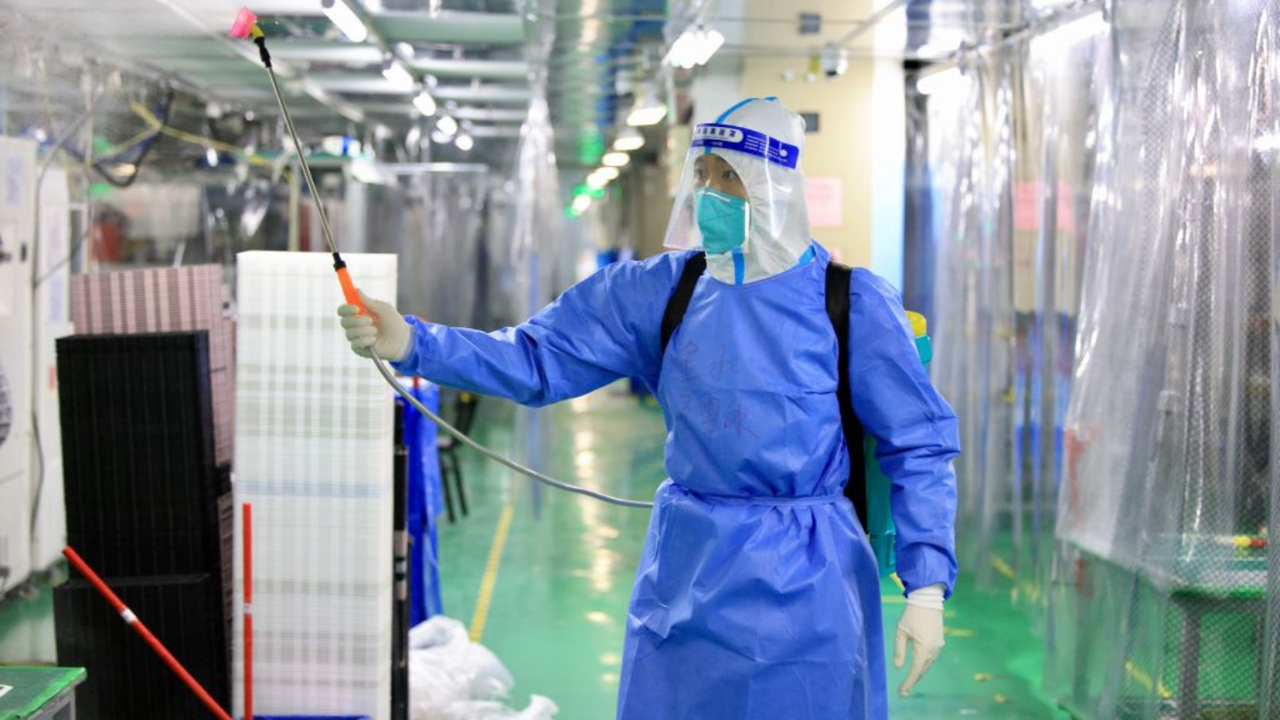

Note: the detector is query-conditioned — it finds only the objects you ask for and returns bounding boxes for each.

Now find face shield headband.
[690,123,801,170]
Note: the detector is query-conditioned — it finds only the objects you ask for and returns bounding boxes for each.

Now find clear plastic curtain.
[379,174,490,327]
[511,0,564,513]
[917,1,1280,717]
[925,49,1018,591]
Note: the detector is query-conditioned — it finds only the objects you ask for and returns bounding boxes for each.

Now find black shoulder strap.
[826,262,868,529]
[661,252,707,355]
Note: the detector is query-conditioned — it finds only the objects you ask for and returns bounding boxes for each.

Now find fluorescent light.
[613,128,644,151]
[580,18,601,47]
[382,59,415,89]
[206,147,219,167]
[627,85,667,127]
[406,125,422,149]
[455,133,474,151]
[586,172,609,189]
[431,129,451,144]
[413,90,437,117]
[437,115,458,136]
[1033,10,1106,54]
[602,151,630,167]
[667,31,696,67]
[572,194,593,214]
[595,166,620,181]
[395,42,415,58]
[694,28,725,65]
[627,104,667,126]
[322,0,368,43]
[665,24,725,68]
[916,67,969,95]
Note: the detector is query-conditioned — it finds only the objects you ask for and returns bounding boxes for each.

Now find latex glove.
[337,290,413,361]
[894,584,946,697]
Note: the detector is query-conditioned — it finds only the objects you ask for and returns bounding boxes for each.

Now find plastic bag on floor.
[437,696,559,720]
[409,616,557,720]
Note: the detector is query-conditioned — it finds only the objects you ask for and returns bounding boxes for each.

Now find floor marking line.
[469,502,516,643]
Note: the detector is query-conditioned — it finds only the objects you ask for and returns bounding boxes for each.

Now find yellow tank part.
[906,311,927,338]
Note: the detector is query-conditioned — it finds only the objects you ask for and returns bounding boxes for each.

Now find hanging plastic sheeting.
[922,48,1018,593]
[918,0,1280,717]
[1038,1,1277,719]
[509,0,569,321]
[373,174,493,328]
[504,0,573,515]
[917,15,1102,610]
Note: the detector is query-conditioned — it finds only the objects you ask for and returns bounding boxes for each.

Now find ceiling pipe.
[432,84,532,103]
[407,57,530,81]
[263,40,384,64]
[369,11,525,45]
[357,103,527,123]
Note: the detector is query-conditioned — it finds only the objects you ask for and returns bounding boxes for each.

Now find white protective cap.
[663,97,812,283]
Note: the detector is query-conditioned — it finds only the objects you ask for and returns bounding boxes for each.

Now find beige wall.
[735,0,885,268]
[738,57,877,268]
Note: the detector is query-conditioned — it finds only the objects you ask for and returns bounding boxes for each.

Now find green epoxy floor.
[436,386,1070,720]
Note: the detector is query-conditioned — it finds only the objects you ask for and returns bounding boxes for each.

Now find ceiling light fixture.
[321,0,368,43]
[413,90,437,117]
[613,127,645,151]
[437,115,459,136]
[626,86,667,127]
[455,133,474,151]
[382,58,415,89]
[602,151,630,167]
[664,24,725,68]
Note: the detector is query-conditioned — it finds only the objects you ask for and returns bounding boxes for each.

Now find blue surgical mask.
[695,188,749,255]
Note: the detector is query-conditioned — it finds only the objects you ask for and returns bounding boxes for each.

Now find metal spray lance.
[227,7,653,509]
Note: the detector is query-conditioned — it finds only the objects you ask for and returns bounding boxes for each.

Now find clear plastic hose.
[369,354,654,509]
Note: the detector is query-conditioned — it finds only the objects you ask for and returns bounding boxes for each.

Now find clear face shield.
[662,121,804,259]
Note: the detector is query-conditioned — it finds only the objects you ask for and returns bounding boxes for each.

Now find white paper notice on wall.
[806,176,843,228]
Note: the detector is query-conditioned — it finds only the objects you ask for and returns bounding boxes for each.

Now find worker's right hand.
[338,290,413,361]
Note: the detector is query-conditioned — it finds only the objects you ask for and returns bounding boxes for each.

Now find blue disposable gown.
[392,243,960,720]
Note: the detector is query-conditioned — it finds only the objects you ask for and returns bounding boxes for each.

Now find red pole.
[243,503,254,720]
[62,546,234,720]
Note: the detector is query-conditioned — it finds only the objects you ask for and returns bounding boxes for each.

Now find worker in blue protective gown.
[339,97,959,720]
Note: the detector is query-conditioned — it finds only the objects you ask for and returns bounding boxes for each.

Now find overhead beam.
[432,84,532,104]
[370,11,525,46]
[408,57,529,81]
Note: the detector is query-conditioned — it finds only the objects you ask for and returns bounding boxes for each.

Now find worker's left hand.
[894,584,946,696]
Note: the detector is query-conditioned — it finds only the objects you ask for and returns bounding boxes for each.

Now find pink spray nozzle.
[229,7,258,39]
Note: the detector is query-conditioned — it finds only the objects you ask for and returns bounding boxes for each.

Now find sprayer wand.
[229,8,653,509]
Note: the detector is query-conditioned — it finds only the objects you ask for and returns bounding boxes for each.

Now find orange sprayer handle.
[333,254,366,315]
